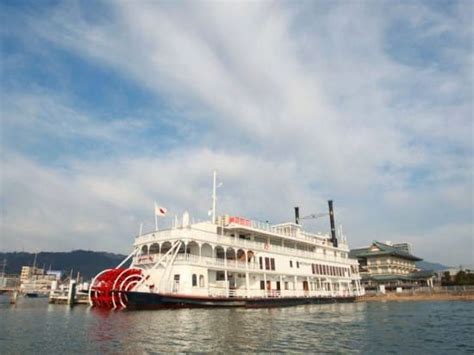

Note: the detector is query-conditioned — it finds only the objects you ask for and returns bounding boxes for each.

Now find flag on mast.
[154,203,167,216]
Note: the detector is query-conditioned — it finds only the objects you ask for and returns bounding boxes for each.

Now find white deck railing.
[133,253,259,270]
[134,227,357,266]
[175,284,359,298]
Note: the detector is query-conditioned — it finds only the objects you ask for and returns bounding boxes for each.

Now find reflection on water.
[1,295,473,353]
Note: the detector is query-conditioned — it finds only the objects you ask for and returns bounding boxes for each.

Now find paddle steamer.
[89,173,363,309]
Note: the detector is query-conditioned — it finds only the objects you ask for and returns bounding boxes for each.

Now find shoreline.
[357,293,474,302]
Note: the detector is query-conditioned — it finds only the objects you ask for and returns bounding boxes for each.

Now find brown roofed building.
[350,241,434,292]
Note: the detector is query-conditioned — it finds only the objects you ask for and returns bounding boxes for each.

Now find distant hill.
[0,250,127,280]
[416,260,448,271]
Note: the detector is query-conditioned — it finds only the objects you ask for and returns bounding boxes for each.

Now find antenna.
[300,212,328,220]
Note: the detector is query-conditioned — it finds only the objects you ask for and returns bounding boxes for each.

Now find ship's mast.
[211,170,217,224]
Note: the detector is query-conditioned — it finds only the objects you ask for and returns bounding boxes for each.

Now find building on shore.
[350,241,434,292]
[20,266,45,283]
[20,266,62,293]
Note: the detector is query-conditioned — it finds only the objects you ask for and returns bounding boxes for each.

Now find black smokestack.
[328,200,338,247]
[294,207,300,225]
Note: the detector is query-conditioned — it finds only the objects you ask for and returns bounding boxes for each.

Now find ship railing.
[244,220,333,245]
[133,249,345,267]
[135,223,349,254]
[205,287,357,299]
[134,230,347,264]
[208,284,228,297]
[154,253,259,271]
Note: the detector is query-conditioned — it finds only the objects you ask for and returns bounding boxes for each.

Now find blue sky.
[1,0,472,266]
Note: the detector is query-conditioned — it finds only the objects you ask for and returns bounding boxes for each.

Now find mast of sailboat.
[1,258,6,278]
[32,253,37,271]
[31,253,38,291]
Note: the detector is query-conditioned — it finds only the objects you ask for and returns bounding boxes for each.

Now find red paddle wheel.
[89,268,144,309]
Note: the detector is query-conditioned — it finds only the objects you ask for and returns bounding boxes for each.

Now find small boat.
[24,290,48,298]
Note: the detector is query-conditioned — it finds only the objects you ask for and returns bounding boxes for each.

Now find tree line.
[441,270,474,286]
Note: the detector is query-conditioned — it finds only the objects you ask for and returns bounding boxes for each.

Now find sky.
[0,0,472,266]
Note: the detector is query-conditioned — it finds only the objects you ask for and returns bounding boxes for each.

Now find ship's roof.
[350,241,422,261]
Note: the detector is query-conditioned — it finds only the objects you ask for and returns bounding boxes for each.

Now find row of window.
[258,280,331,291]
[289,260,300,268]
[311,264,349,277]
[259,257,276,270]
[259,280,290,290]
[191,274,205,287]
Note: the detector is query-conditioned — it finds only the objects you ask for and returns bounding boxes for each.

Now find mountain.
[0,250,127,280]
[416,260,448,271]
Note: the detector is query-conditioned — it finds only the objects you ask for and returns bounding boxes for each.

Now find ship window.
[265,257,270,270]
[259,257,263,269]
[290,260,293,268]
[192,274,197,287]
[260,280,265,290]
[296,262,300,268]
[270,258,275,271]
[284,281,289,290]
[174,274,180,281]
[199,275,204,287]
[312,264,315,274]
[216,271,225,281]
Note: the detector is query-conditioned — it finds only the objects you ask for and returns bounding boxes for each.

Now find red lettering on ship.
[229,216,251,226]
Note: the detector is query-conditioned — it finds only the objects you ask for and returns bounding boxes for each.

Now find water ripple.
[1,296,473,354]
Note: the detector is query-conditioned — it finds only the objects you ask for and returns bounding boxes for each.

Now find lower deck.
[136,263,363,299]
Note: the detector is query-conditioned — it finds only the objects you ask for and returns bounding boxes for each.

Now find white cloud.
[1,1,472,265]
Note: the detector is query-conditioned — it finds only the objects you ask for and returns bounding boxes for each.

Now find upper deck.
[134,215,354,266]
[136,215,348,246]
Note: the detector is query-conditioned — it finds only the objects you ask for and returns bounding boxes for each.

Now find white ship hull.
[89,209,363,310]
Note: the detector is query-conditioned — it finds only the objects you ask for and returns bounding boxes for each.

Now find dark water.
[0,295,473,354]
